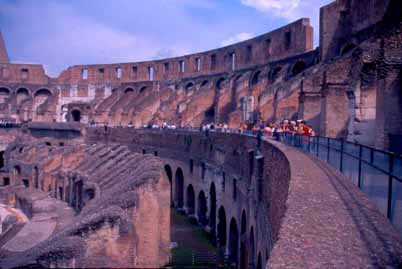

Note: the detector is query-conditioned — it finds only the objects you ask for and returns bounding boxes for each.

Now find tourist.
[264,124,273,136]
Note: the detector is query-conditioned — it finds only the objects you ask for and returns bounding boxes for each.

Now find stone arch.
[124,87,134,94]
[197,190,208,226]
[16,88,30,104]
[34,88,52,97]
[72,180,83,212]
[216,77,226,90]
[249,226,255,268]
[139,86,147,93]
[34,166,39,189]
[256,252,262,269]
[251,70,261,86]
[0,151,4,169]
[234,74,243,82]
[0,87,10,103]
[22,178,30,188]
[84,188,95,204]
[34,88,52,108]
[186,184,195,215]
[201,80,209,88]
[218,206,227,248]
[164,164,173,206]
[291,60,306,76]
[240,241,248,269]
[340,42,358,56]
[13,165,21,186]
[71,109,81,122]
[185,82,194,92]
[229,217,239,267]
[209,182,217,238]
[240,214,249,268]
[175,167,184,208]
[241,210,247,235]
[269,66,282,82]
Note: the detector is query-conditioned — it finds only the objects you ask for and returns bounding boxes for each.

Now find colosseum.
[0,0,401,268]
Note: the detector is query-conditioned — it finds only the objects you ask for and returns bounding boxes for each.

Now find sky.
[0,0,333,77]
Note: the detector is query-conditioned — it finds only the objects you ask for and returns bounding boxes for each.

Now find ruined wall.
[0,143,170,268]
[83,128,402,268]
[0,0,400,152]
[320,0,390,61]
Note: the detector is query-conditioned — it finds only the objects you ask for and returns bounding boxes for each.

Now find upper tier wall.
[0,63,49,85]
[54,19,313,84]
[319,0,390,60]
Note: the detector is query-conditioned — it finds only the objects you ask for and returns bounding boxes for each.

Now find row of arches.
[0,87,52,97]
[123,86,147,94]
[164,163,265,269]
[180,59,307,94]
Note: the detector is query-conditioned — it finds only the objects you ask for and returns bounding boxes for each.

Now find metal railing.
[278,132,402,234]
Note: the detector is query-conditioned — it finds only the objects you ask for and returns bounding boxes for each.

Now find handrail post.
[387,154,394,219]
[340,139,344,172]
[358,145,362,188]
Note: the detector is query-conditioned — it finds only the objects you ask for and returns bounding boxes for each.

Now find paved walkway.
[267,139,402,268]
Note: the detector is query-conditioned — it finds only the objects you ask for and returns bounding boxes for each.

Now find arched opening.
[140,86,147,93]
[0,151,4,169]
[0,87,10,95]
[241,210,247,235]
[22,179,30,188]
[16,88,29,104]
[270,66,282,82]
[209,182,217,239]
[0,87,10,103]
[34,166,39,189]
[201,80,209,87]
[251,71,261,85]
[216,77,226,90]
[175,168,184,209]
[34,88,52,108]
[249,227,255,268]
[233,178,237,201]
[13,165,21,186]
[185,82,194,92]
[164,165,173,206]
[292,61,306,76]
[73,180,83,212]
[124,87,134,94]
[204,106,215,119]
[229,218,239,268]
[256,252,262,269]
[34,88,52,97]
[58,185,64,200]
[197,190,208,226]
[186,184,195,215]
[240,242,248,269]
[71,109,81,122]
[84,188,95,203]
[340,43,357,56]
[218,206,227,248]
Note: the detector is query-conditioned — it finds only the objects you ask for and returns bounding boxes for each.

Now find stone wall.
[84,127,402,268]
[0,142,170,268]
[0,0,400,152]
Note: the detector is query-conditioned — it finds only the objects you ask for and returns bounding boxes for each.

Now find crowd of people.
[249,119,315,138]
[200,119,316,139]
[88,119,316,141]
